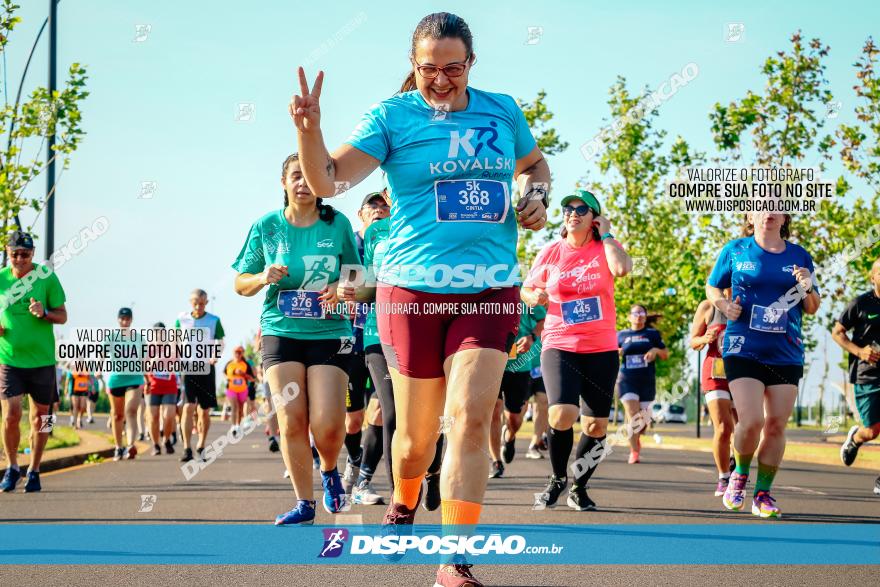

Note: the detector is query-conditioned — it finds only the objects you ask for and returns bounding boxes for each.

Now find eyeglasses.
[365,202,389,211]
[414,57,471,80]
[563,204,593,217]
[630,310,647,317]
[9,250,33,259]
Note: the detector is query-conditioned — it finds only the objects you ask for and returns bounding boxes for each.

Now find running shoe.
[840,425,861,466]
[525,445,544,460]
[424,472,441,511]
[524,406,534,422]
[434,562,483,587]
[125,444,138,460]
[275,500,316,526]
[283,470,290,479]
[179,448,193,463]
[164,440,175,455]
[342,457,361,494]
[0,467,21,492]
[231,425,240,438]
[321,468,350,514]
[628,450,640,464]
[88,416,95,424]
[196,446,205,461]
[138,433,145,442]
[488,460,504,479]
[566,484,596,511]
[501,425,516,464]
[723,472,748,511]
[751,490,781,519]
[873,476,880,496]
[23,471,41,493]
[268,436,279,453]
[352,479,385,505]
[382,497,420,561]
[715,476,730,497]
[113,447,126,462]
[537,475,567,508]
[151,444,161,456]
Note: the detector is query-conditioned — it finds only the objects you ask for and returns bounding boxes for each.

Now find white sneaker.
[283,470,290,479]
[525,445,544,459]
[352,479,384,505]
[342,460,360,494]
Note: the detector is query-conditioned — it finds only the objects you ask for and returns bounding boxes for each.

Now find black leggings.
[366,345,443,490]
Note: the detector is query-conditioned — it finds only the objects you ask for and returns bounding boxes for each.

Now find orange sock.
[441,499,482,527]
[393,474,424,509]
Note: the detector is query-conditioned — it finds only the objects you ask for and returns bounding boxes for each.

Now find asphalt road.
[1,418,877,586]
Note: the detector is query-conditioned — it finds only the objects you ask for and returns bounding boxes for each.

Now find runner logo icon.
[727,335,745,354]
[319,528,349,558]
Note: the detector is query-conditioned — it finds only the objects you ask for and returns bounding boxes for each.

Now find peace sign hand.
[289,67,324,134]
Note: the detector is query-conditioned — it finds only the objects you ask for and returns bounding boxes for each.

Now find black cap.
[153,321,165,328]
[8,230,34,250]
[360,192,385,208]
[118,307,133,318]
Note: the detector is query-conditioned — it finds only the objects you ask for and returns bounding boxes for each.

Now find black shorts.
[497,371,531,413]
[529,375,545,396]
[247,381,256,401]
[109,385,141,399]
[0,365,58,405]
[88,390,99,402]
[365,345,392,402]
[183,365,217,409]
[723,356,803,387]
[346,352,372,413]
[71,391,89,397]
[261,335,355,373]
[542,349,619,418]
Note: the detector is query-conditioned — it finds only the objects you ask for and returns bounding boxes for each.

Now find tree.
[580,76,707,394]
[0,0,89,250]
[710,31,880,415]
[516,90,568,268]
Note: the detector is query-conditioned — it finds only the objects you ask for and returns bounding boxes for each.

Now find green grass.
[15,422,80,453]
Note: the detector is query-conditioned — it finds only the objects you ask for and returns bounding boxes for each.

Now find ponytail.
[399,71,417,94]
[316,198,337,225]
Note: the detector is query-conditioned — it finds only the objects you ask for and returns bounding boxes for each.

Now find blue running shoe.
[321,468,351,514]
[23,471,41,493]
[275,500,316,526]
[1,467,21,492]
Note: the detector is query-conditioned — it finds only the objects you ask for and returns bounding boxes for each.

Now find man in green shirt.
[488,302,546,478]
[0,231,68,493]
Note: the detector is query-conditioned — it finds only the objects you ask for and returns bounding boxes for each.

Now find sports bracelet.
[601,232,614,241]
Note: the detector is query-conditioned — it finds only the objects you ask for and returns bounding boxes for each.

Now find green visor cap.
[560,190,601,216]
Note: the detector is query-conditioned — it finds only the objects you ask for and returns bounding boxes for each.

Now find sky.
[5,0,880,412]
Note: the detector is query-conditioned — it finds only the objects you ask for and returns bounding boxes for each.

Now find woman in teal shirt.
[233,153,361,525]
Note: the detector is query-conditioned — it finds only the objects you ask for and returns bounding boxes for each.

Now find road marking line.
[678,465,713,476]
[779,485,827,496]
[41,462,101,477]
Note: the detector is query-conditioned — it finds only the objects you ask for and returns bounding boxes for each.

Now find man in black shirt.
[832,258,880,495]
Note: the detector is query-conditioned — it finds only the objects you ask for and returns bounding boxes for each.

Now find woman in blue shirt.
[291,12,550,586]
[706,212,820,519]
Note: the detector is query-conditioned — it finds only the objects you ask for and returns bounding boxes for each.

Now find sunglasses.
[414,57,471,80]
[9,250,33,259]
[562,204,594,217]
[364,202,389,211]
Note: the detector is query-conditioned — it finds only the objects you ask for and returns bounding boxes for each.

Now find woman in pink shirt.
[523,190,632,511]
